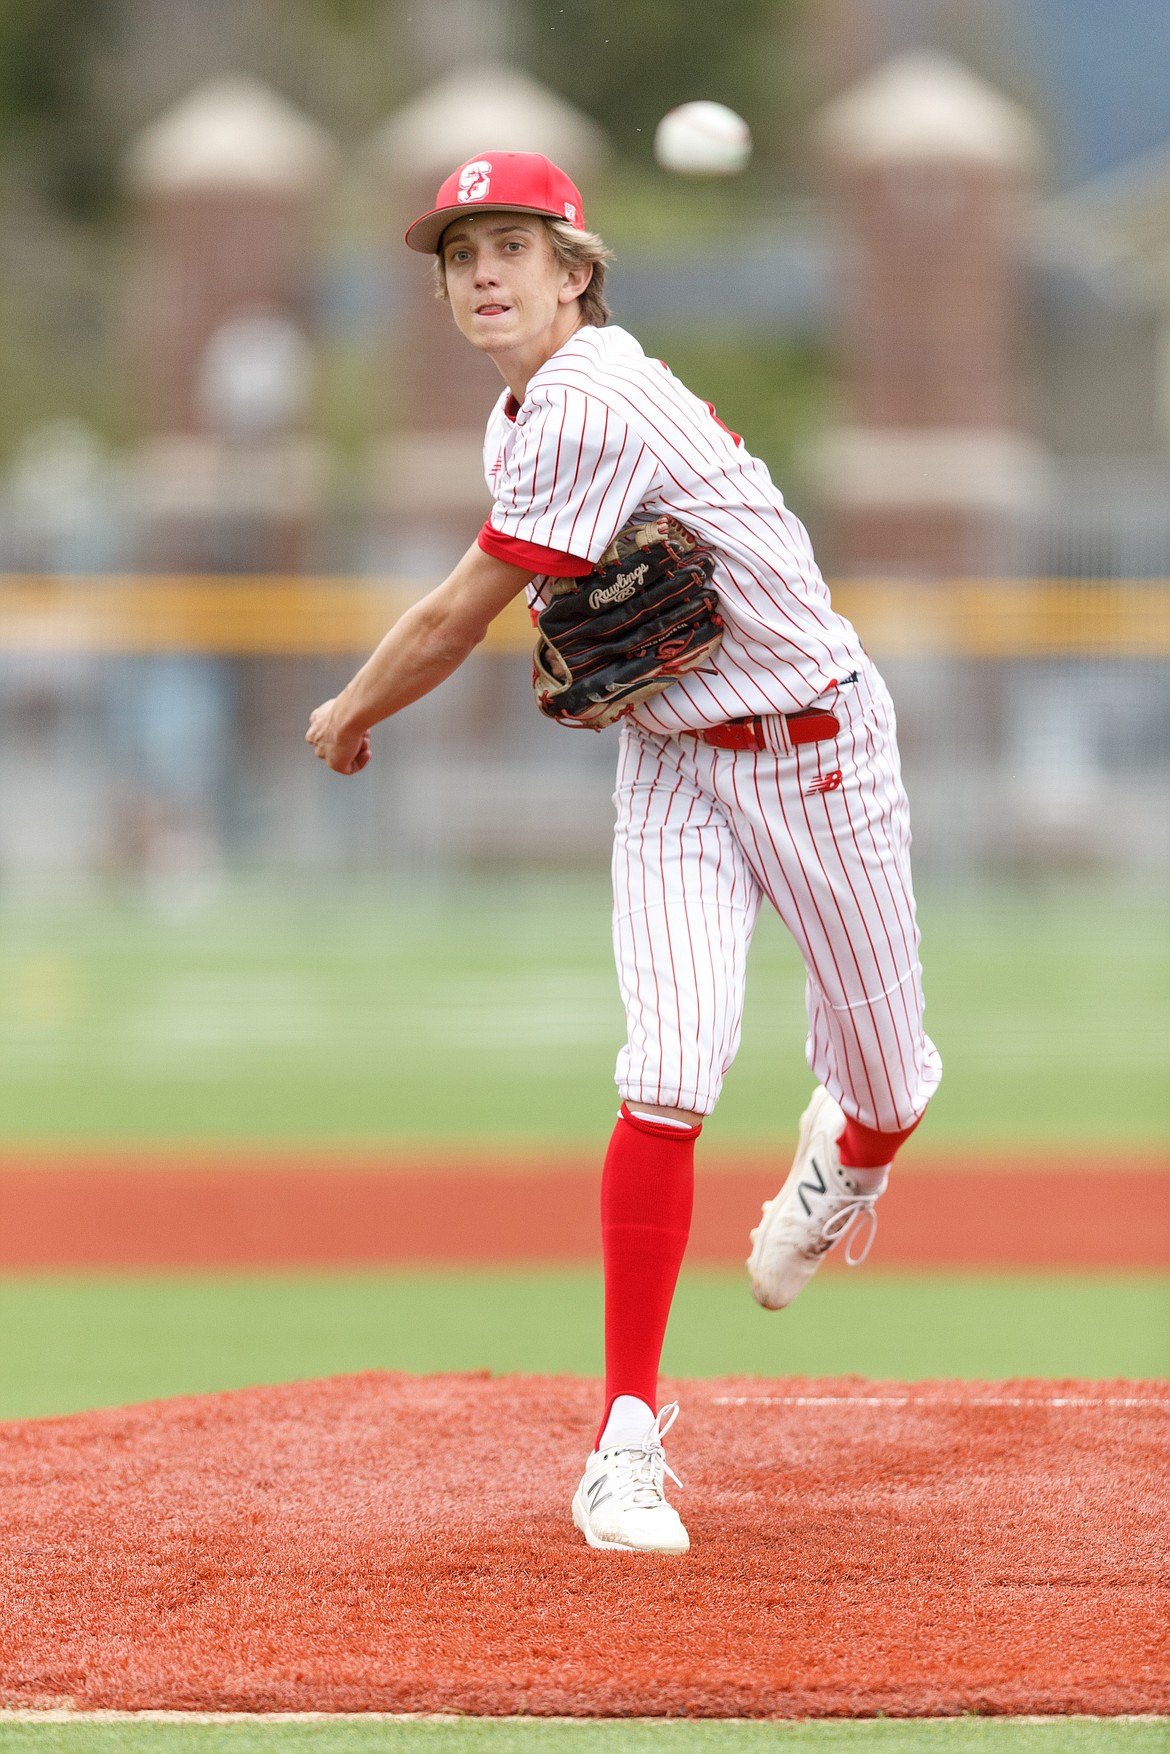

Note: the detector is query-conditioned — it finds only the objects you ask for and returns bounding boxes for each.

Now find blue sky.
[1014,0,1170,182]
[868,0,1170,187]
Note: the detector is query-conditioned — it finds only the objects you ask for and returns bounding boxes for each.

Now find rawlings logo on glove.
[588,570,643,610]
[533,517,724,730]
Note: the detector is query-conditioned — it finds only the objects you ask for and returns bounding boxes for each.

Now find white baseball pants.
[612,661,942,1131]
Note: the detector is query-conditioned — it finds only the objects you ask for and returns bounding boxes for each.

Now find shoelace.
[820,1195,880,1265]
[610,1402,684,1507]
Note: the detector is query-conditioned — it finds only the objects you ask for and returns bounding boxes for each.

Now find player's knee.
[616,1072,720,1120]
[625,1101,705,1126]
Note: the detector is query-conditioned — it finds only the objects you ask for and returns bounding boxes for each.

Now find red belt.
[688,708,840,753]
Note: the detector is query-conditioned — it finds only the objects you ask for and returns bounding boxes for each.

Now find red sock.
[838,1112,921,1170]
[597,1103,699,1447]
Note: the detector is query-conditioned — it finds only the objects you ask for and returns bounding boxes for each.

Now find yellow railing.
[0,576,1167,657]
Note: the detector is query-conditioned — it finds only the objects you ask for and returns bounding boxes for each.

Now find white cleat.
[571,1403,690,1554]
[747,1085,886,1311]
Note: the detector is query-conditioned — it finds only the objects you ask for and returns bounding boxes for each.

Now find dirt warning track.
[1,1373,1166,1717]
[1,1158,1167,1268]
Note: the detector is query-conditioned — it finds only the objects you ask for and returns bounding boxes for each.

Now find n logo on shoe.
[798,1153,828,1217]
[586,1476,613,1513]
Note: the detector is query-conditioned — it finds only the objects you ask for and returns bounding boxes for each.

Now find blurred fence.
[0,575,1167,881]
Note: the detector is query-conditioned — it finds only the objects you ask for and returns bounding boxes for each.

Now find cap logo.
[458,160,492,204]
[563,201,577,223]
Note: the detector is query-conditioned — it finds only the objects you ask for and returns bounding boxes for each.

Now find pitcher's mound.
[2,1373,1166,1717]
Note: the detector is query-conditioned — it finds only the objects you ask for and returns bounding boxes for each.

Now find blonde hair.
[433,215,613,328]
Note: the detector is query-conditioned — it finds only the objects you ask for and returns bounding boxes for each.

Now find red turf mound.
[1,1374,1167,1717]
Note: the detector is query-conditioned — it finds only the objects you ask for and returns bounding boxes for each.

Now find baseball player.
[307,151,941,1556]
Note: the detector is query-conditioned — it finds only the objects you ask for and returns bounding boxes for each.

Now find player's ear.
[558,261,593,306]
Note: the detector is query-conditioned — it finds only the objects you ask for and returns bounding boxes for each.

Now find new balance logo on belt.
[807,770,842,796]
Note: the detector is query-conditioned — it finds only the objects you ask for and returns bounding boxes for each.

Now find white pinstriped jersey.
[482,323,866,731]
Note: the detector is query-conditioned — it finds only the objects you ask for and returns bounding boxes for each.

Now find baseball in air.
[654,102,752,176]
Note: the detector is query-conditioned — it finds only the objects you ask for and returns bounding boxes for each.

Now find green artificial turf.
[0,1715,1165,1752]
[1,1268,1165,1422]
[0,876,1166,1148]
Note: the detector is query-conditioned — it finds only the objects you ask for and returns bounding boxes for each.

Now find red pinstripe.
[788,722,905,1116]
[566,404,608,553]
[612,733,653,1083]
[539,362,846,659]
[833,697,923,1100]
[482,326,864,729]
[797,754,916,1124]
[556,395,588,547]
[755,747,889,1124]
[611,670,940,1130]
[481,323,937,1132]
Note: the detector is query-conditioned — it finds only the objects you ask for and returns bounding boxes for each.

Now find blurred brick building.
[125,76,337,573]
[810,52,1052,577]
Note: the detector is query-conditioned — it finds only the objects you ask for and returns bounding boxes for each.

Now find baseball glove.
[532,517,723,730]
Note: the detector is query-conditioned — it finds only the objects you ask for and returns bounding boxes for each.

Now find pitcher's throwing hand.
[306,699,370,774]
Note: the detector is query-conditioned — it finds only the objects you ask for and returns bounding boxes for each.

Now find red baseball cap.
[404,151,585,254]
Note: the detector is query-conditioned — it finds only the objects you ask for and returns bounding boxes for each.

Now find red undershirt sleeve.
[477,521,592,578]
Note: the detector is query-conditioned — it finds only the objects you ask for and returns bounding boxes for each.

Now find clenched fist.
[306,698,371,774]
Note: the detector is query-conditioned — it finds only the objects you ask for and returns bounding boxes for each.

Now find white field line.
[713,1395,1170,1409]
[0,1711,1167,1724]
